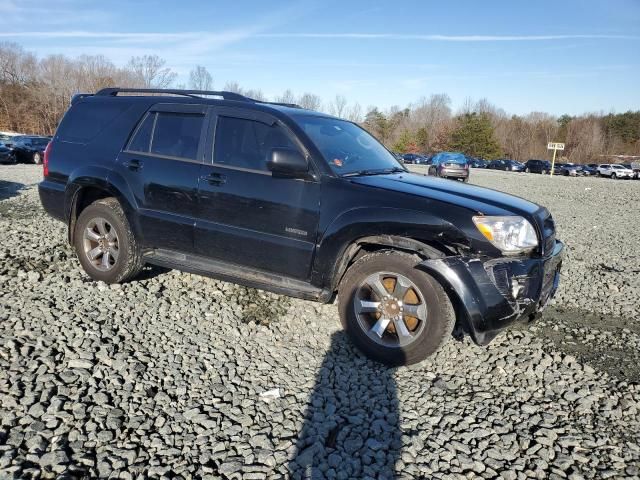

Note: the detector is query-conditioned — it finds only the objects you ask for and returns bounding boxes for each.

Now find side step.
[144,248,331,302]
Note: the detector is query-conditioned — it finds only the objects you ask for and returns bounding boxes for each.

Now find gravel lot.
[1,164,639,479]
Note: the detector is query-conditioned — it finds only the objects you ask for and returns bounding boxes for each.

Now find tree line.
[1,42,638,163]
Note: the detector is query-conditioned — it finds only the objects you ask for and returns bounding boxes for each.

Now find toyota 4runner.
[39,88,564,366]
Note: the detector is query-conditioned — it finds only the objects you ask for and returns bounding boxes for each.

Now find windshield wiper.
[342,167,405,177]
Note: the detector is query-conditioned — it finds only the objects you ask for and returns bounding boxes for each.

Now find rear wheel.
[74,198,144,283]
[541,169,547,175]
[611,173,617,180]
[32,152,42,164]
[525,167,530,173]
[338,251,455,366]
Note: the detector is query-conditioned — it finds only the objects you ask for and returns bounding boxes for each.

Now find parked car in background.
[578,164,598,176]
[0,132,20,148]
[10,135,52,164]
[0,143,15,164]
[598,164,634,179]
[524,159,552,174]
[468,158,488,168]
[427,152,469,182]
[488,159,525,172]
[631,162,640,179]
[402,153,431,165]
[557,163,581,176]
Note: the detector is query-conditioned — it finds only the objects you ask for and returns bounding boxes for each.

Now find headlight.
[472,216,538,253]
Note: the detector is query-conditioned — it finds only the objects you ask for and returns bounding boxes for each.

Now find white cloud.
[256,33,640,41]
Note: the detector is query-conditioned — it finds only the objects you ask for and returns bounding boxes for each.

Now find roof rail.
[94,87,302,109]
[71,93,94,104]
[95,87,250,102]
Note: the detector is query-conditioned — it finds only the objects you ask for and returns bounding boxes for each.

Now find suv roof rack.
[95,87,249,101]
[94,87,301,108]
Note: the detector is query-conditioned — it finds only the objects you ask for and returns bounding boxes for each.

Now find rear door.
[194,107,321,280]
[113,103,208,251]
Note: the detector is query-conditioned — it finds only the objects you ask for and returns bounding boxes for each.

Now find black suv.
[524,159,552,174]
[39,88,564,366]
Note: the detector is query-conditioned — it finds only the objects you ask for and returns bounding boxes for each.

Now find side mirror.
[267,148,308,178]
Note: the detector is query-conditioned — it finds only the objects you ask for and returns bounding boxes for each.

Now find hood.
[349,172,544,218]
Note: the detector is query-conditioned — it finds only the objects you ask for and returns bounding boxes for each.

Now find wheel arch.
[66,170,139,245]
[329,235,451,295]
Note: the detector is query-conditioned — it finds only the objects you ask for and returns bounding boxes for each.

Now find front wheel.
[611,173,617,180]
[74,198,144,283]
[338,251,455,366]
[541,169,547,175]
[525,167,530,173]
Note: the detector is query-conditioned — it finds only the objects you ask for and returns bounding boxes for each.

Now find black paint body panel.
[38,93,564,346]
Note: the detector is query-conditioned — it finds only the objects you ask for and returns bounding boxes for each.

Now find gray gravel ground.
[1,164,639,479]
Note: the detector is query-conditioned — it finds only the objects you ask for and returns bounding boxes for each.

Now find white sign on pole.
[547,142,565,151]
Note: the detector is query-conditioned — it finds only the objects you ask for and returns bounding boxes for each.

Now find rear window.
[435,153,467,164]
[56,101,130,143]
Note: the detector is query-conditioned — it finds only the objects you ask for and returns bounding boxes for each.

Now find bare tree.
[346,102,363,123]
[126,55,177,88]
[189,65,213,90]
[275,89,297,104]
[298,92,322,111]
[328,94,348,118]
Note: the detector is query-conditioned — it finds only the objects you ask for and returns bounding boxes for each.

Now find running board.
[144,248,331,302]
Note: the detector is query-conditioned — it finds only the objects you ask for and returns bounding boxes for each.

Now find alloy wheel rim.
[354,272,427,348]
[82,217,119,271]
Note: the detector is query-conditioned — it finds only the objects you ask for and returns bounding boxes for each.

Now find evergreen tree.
[450,113,502,159]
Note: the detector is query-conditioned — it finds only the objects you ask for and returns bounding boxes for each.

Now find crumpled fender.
[416,256,518,345]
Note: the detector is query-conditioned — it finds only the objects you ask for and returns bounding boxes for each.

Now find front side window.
[214,116,298,172]
[293,115,403,176]
[150,112,203,160]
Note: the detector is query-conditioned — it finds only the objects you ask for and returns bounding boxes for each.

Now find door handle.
[123,159,143,171]
[202,173,227,186]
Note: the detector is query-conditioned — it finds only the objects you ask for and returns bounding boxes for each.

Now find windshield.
[294,115,403,175]
[31,138,50,147]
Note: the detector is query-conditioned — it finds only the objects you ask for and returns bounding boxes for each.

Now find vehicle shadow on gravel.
[0,180,25,200]
[288,332,401,479]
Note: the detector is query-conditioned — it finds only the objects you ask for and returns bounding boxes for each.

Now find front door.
[112,103,208,251]
[195,108,320,280]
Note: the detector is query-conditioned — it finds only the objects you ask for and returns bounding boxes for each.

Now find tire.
[541,169,547,175]
[32,152,42,164]
[611,173,617,180]
[74,198,144,283]
[338,250,455,366]
[462,177,469,183]
[525,167,530,173]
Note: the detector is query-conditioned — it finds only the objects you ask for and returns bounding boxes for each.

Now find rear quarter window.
[56,101,131,144]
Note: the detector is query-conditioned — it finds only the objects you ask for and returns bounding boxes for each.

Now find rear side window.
[214,116,297,171]
[57,101,130,143]
[150,112,203,160]
[127,113,155,153]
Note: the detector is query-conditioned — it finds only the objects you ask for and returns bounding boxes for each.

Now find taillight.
[43,142,52,177]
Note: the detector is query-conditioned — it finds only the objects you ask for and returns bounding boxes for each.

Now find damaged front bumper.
[417,241,564,346]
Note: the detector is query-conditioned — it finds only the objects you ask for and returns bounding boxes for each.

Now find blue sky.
[1,0,639,115]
